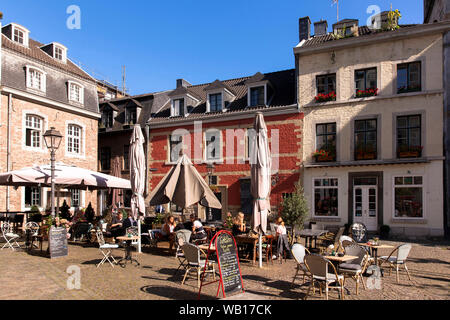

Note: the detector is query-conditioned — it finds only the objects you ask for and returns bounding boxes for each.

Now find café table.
[323,254,358,263]
[296,229,328,251]
[116,236,140,268]
[359,243,394,265]
[234,234,261,265]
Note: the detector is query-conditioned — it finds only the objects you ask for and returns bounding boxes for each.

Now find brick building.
[147,70,302,221]
[0,22,100,213]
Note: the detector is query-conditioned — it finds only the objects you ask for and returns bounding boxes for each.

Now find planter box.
[355,152,377,160]
[398,151,421,158]
[314,154,335,162]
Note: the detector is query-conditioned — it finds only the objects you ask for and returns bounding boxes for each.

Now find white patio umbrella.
[0,163,131,190]
[250,113,272,268]
[129,125,146,253]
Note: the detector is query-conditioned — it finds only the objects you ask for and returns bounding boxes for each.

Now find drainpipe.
[6,93,11,212]
[144,124,150,198]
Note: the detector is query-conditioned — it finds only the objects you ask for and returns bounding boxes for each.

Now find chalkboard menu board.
[49,226,68,259]
[216,231,243,294]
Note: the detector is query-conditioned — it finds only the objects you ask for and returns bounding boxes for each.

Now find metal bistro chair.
[378,243,413,283]
[174,229,192,275]
[181,243,216,288]
[1,222,21,251]
[95,230,119,268]
[24,222,40,250]
[304,254,345,300]
[338,244,369,295]
[291,243,311,286]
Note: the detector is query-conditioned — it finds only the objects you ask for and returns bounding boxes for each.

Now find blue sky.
[1,0,424,95]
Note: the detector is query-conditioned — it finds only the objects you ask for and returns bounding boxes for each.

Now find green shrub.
[280,180,309,243]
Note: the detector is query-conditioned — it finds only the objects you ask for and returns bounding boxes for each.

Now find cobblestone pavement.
[0,238,449,300]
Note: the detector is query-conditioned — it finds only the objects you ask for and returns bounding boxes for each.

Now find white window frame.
[204,129,222,162]
[70,189,81,208]
[26,66,47,93]
[168,134,183,163]
[22,186,47,211]
[206,91,224,113]
[68,81,85,105]
[24,114,43,149]
[53,43,67,63]
[171,97,186,117]
[65,120,86,158]
[247,82,267,107]
[392,175,425,220]
[11,24,29,47]
[312,177,339,218]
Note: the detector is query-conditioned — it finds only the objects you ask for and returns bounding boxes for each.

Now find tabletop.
[199,244,216,251]
[323,255,358,262]
[116,236,140,241]
[359,243,395,249]
[297,229,328,237]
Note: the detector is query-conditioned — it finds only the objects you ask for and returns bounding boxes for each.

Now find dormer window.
[125,107,137,125]
[249,86,265,106]
[54,45,66,62]
[68,81,84,104]
[26,66,46,92]
[13,25,29,46]
[209,93,222,112]
[172,98,185,117]
[101,109,114,128]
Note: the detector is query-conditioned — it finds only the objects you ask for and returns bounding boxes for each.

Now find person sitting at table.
[122,213,137,231]
[189,214,207,243]
[232,212,246,236]
[161,215,177,251]
[110,211,124,239]
[276,217,290,263]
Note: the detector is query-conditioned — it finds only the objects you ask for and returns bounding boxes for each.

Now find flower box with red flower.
[315,91,336,103]
[398,145,423,158]
[356,88,378,98]
[313,149,336,162]
[355,151,377,160]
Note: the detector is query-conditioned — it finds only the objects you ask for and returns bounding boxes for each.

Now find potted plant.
[84,202,95,223]
[379,225,390,239]
[315,91,336,103]
[312,148,336,162]
[398,145,423,158]
[29,205,42,223]
[280,181,309,245]
[356,88,378,98]
[59,200,71,220]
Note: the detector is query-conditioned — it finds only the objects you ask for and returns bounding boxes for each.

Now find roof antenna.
[332,0,340,22]
[122,65,127,95]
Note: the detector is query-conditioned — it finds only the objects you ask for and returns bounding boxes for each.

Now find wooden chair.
[318,227,345,253]
[256,235,274,265]
[338,244,369,295]
[181,243,216,288]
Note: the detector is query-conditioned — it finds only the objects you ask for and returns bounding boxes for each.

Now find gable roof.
[148,69,296,125]
[1,34,94,82]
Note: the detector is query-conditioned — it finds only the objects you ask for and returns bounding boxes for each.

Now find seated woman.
[189,214,207,243]
[109,211,124,239]
[161,215,177,251]
[232,212,246,236]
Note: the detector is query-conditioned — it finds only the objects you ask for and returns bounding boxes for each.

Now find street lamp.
[43,127,63,220]
[206,163,215,221]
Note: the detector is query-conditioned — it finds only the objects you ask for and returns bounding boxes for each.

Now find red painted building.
[147,69,303,221]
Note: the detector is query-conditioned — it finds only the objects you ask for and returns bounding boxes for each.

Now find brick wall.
[0,93,99,212]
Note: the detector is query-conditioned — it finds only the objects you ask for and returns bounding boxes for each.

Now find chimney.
[176,79,191,88]
[298,16,311,42]
[314,20,328,36]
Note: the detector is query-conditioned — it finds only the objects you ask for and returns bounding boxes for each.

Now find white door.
[354,186,377,231]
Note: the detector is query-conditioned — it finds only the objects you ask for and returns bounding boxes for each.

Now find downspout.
[144,124,150,198]
[6,93,11,212]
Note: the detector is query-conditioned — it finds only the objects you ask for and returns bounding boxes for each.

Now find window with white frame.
[54,46,64,61]
[169,134,183,162]
[13,25,28,46]
[67,124,82,155]
[25,187,41,208]
[70,189,80,207]
[171,98,185,117]
[205,130,221,161]
[25,114,43,148]
[68,82,84,104]
[394,176,423,218]
[26,67,46,92]
[209,93,222,112]
[313,178,338,217]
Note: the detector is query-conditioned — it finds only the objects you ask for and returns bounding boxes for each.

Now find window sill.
[390,218,427,224]
[302,89,443,109]
[311,217,341,223]
[26,87,46,96]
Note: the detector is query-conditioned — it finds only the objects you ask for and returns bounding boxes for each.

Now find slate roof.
[1,34,94,82]
[148,69,296,125]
